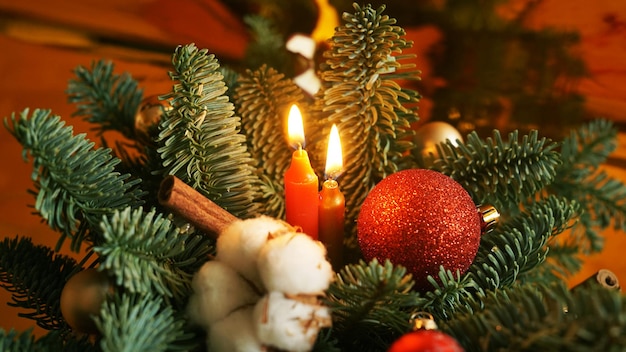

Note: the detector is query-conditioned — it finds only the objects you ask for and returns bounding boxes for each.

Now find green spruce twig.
[95,207,213,302]
[0,329,37,352]
[468,196,579,291]
[430,129,562,213]
[442,283,626,351]
[157,44,263,219]
[243,15,293,76]
[421,267,479,321]
[315,3,421,243]
[234,65,305,218]
[95,293,194,352]
[4,109,145,251]
[551,119,626,254]
[0,237,79,332]
[0,329,93,352]
[66,60,143,139]
[325,259,423,352]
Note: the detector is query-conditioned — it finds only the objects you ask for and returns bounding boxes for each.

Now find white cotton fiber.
[257,233,334,295]
[216,216,291,289]
[187,260,259,327]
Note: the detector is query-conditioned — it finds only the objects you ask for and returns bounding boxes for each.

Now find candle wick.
[324,178,339,188]
[325,169,343,181]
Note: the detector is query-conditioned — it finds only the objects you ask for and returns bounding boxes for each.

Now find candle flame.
[325,124,343,179]
[287,104,305,149]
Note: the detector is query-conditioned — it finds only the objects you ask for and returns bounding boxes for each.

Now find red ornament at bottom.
[388,330,465,352]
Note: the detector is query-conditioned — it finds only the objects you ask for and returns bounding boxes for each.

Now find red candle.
[284,105,319,239]
[319,124,345,269]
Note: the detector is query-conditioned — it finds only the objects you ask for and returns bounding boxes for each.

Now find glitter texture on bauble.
[357,169,481,291]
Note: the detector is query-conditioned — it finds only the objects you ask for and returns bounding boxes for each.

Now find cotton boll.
[209,306,264,352]
[217,216,291,288]
[254,291,332,352]
[187,260,260,328]
[258,233,334,295]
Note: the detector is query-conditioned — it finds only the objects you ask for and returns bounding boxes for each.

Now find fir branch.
[577,212,606,253]
[0,236,79,332]
[325,259,423,351]
[35,330,95,352]
[157,44,263,219]
[0,329,36,352]
[524,241,584,283]
[4,109,145,251]
[558,119,617,172]
[549,120,626,253]
[567,172,626,252]
[420,267,479,321]
[469,196,579,291]
[316,3,421,243]
[243,15,293,75]
[431,130,561,213]
[219,66,240,102]
[0,328,93,352]
[95,293,192,352]
[235,65,304,218]
[106,138,164,209]
[443,283,626,351]
[441,284,552,351]
[95,207,213,302]
[312,329,341,352]
[67,60,143,138]
[0,329,94,352]
[551,120,626,252]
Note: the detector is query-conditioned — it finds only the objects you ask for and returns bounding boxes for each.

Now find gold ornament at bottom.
[60,268,114,335]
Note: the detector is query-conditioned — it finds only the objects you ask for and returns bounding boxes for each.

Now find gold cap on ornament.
[478,204,499,233]
[410,312,438,331]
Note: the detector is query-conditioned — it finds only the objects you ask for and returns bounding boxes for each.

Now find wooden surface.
[521,0,626,123]
[1,0,625,336]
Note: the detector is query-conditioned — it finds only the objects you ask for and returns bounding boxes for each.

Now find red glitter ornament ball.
[357,169,481,291]
[388,330,465,352]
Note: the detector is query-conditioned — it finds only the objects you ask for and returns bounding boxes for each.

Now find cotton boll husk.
[216,216,290,288]
[253,291,332,352]
[187,260,260,328]
[209,306,264,352]
[258,233,334,294]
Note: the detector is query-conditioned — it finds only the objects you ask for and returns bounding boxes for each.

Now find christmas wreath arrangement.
[1,3,626,351]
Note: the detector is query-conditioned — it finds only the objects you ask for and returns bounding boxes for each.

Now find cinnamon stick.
[158,175,238,238]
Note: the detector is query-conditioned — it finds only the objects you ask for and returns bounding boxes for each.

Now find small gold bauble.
[135,95,170,144]
[414,121,463,160]
[60,268,113,334]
